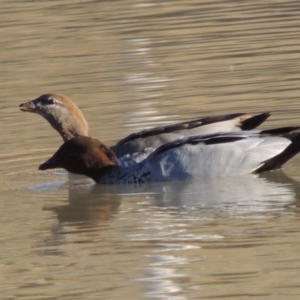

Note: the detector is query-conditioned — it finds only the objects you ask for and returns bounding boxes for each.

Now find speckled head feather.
[19,93,89,142]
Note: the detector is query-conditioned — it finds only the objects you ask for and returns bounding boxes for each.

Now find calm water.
[1,0,300,299]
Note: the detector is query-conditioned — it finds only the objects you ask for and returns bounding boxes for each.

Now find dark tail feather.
[241,112,270,130]
[261,126,300,136]
[255,129,300,173]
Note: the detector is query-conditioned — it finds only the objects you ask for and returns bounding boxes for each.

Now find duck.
[20,94,270,164]
[38,127,300,184]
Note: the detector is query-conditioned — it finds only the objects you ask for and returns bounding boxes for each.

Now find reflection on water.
[24,171,300,299]
[1,0,300,299]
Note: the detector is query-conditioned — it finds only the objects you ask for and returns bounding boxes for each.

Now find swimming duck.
[39,127,300,184]
[19,94,270,160]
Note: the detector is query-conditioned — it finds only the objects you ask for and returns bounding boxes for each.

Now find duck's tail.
[240,112,270,130]
[255,127,300,173]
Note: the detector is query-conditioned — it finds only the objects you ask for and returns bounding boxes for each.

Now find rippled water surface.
[1,0,300,299]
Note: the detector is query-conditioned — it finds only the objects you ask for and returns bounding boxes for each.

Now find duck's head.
[39,136,118,179]
[19,94,89,142]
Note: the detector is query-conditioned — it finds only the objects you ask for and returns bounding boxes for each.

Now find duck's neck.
[44,109,89,142]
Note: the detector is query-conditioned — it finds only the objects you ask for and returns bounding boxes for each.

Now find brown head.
[19,94,89,142]
[39,136,118,180]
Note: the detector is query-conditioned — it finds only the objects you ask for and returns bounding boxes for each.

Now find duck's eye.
[41,98,56,105]
[47,98,57,105]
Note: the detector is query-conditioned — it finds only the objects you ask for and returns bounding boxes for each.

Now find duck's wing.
[117,147,156,168]
[142,129,300,181]
[111,112,270,157]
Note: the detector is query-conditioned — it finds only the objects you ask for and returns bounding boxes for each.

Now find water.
[1,0,300,299]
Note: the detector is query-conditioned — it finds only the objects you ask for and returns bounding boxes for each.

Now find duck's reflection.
[41,170,300,227]
[52,187,121,224]
[35,179,123,255]
[149,173,297,214]
[261,171,300,211]
[36,170,300,255]
[36,171,300,300]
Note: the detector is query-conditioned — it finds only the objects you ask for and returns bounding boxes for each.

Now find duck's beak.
[19,101,36,112]
[39,157,57,170]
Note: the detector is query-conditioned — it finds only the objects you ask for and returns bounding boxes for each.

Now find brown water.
[1,0,300,299]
